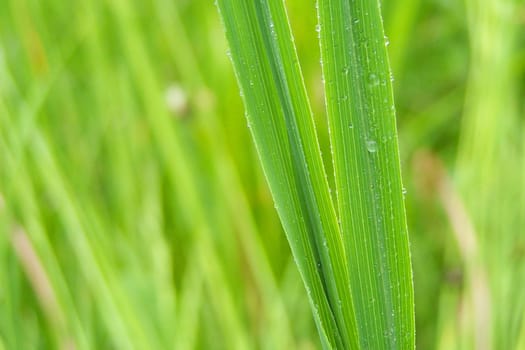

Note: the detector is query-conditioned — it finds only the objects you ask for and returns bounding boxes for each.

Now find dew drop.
[368,73,379,87]
[315,24,321,33]
[342,66,349,75]
[366,140,378,153]
[384,35,390,47]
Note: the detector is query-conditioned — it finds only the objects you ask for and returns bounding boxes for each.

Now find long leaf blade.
[216,0,359,348]
[317,0,415,348]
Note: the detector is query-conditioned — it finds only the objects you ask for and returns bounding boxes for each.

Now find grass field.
[1,0,524,349]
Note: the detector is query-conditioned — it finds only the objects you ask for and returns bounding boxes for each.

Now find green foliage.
[217,0,413,348]
[217,0,357,347]
[317,1,414,347]
[1,0,524,349]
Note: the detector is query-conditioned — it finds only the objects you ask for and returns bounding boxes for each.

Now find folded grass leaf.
[216,1,358,348]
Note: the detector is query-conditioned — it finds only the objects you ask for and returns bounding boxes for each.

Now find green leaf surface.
[216,1,357,348]
[317,0,414,349]
[216,0,414,348]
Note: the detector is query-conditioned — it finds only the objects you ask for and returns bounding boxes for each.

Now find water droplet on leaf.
[366,140,378,153]
[368,73,379,87]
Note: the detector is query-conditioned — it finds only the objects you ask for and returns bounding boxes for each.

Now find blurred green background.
[0,0,524,349]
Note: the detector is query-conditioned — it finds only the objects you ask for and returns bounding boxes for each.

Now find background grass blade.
[216,0,360,348]
[455,0,524,348]
[317,0,415,348]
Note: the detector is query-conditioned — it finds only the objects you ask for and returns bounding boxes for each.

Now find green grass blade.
[317,0,415,348]
[216,0,359,348]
